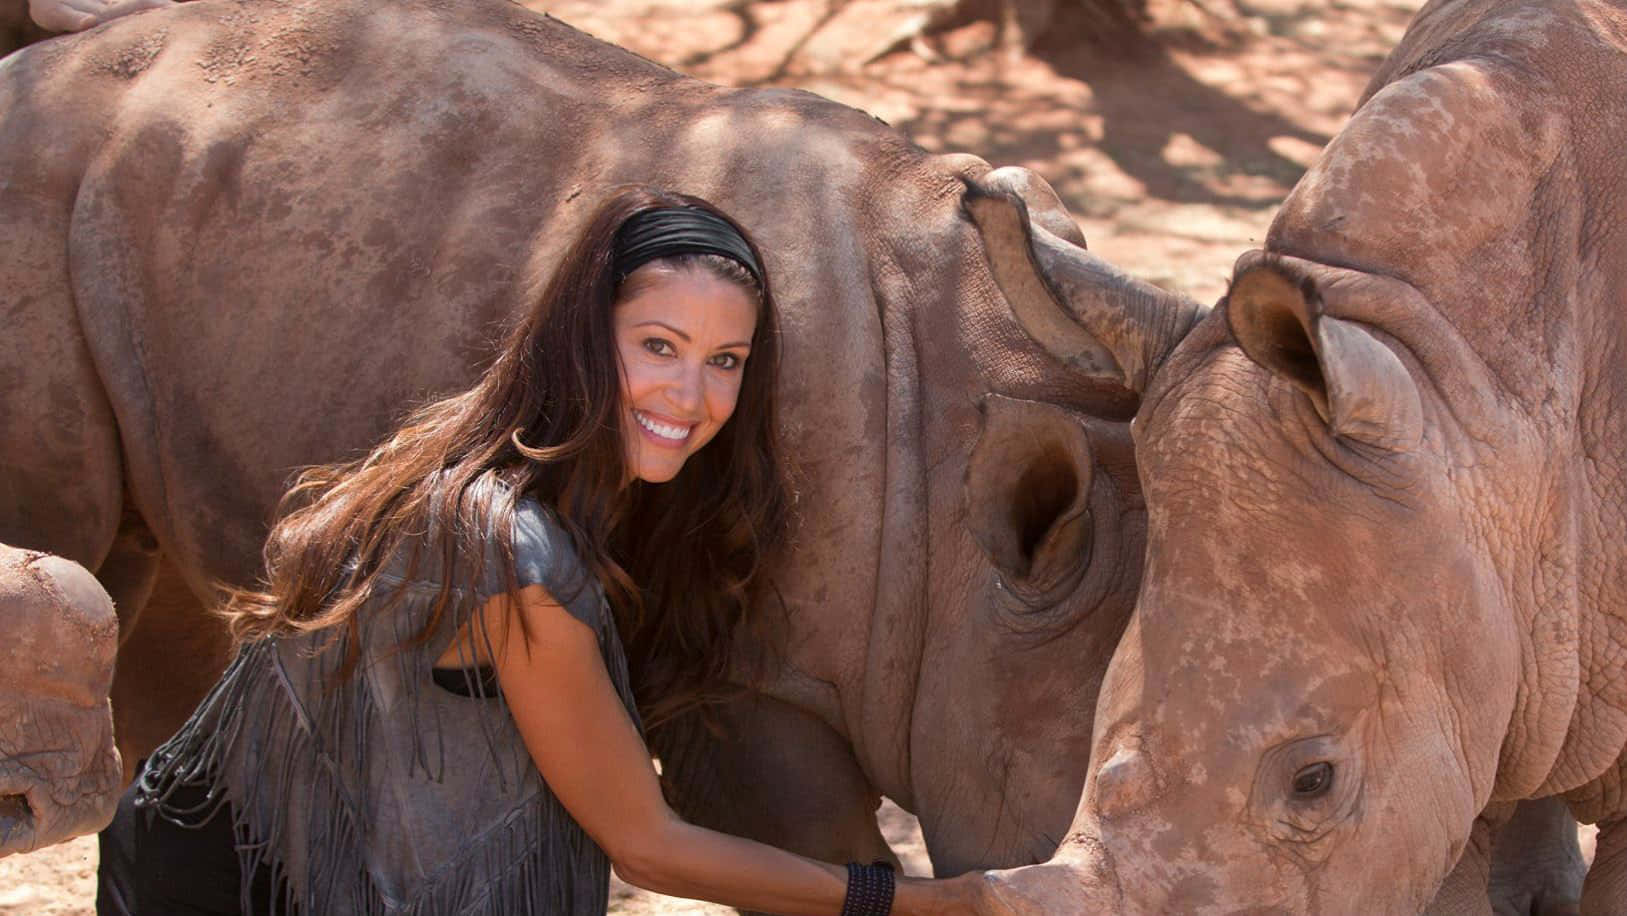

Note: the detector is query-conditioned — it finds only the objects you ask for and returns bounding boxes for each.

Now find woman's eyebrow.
[634,320,691,342]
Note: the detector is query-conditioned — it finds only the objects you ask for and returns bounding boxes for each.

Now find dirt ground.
[526,0,1422,304]
[5,0,1601,912]
[0,799,930,915]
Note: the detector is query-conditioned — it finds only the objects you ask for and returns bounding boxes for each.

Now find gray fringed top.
[136,496,639,915]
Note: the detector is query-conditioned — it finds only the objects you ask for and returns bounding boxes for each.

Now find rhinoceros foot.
[0,546,122,857]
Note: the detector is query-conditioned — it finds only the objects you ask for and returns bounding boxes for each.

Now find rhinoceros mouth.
[0,793,34,849]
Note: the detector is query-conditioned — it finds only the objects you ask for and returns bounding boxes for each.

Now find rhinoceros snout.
[0,544,122,857]
[981,836,1123,915]
[0,725,121,856]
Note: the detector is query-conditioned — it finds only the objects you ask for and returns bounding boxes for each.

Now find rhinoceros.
[0,0,1158,867]
[0,0,1589,906]
[965,0,1626,911]
[0,544,120,855]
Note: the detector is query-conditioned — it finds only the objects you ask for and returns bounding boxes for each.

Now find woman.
[96,187,991,916]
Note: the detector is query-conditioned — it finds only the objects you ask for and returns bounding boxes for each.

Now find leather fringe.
[137,583,636,915]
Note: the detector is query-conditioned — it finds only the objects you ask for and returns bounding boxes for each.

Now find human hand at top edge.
[29,0,175,34]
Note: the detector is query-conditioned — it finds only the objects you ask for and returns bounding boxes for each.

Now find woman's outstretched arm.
[485,585,992,916]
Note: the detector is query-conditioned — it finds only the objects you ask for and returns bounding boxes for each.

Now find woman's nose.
[666,361,705,415]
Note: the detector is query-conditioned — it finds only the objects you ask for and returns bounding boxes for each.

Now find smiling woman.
[92,187,994,916]
[614,255,758,485]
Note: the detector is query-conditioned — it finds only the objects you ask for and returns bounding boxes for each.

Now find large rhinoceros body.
[0,0,1173,862]
[973,0,1627,911]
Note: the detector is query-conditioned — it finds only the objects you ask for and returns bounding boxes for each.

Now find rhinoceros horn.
[1226,250,1424,452]
[963,174,1205,393]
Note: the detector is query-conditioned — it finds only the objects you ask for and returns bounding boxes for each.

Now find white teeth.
[635,410,689,441]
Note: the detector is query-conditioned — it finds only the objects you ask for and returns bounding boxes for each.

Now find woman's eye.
[709,353,742,370]
[642,338,675,357]
[1290,762,1334,800]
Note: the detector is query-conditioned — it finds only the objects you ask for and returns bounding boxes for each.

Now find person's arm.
[483,584,990,916]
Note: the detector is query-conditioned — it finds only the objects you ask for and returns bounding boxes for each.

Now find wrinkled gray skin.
[0,0,1148,867]
[0,544,120,855]
[970,0,1627,912]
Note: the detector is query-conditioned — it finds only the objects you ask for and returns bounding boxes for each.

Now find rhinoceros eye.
[1291,761,1334,799]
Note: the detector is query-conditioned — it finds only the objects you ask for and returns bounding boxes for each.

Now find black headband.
[613,206,764,288]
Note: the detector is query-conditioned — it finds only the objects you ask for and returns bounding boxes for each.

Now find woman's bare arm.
[484,585,989,916]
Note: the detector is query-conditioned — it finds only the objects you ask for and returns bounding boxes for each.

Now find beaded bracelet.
[840,861,896,916]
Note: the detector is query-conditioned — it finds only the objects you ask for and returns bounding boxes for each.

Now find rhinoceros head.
[0,545,122,857]
[879,170,1205,875]
[966,186,1523,913]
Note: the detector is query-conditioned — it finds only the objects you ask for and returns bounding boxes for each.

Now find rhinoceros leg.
[1487,797,1586,916]
[0,105,123,568]
[651,692,896,885]
[0,101,130,854]
[1429,798,1586,916]
[1580,818,1625,916]
[109,554,231,782]
[94,504,164,641]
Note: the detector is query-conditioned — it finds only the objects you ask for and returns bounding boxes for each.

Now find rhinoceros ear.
[963,174,1205,393]
[964,395,1098,604]
[977,166,1089,248]
[1227,252,1423,451]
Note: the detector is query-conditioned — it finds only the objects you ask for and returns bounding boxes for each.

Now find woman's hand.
[29,0,174,33]
[896,871,1015,916]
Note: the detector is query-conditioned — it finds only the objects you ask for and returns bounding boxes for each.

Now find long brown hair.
[223,186,787,728]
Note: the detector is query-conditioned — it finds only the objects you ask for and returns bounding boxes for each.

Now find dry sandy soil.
[528,0,1422,304]
[0,799,930,915]
[7,0,1600,913]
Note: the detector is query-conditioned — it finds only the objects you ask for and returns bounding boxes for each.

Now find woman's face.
[613,264,758,484]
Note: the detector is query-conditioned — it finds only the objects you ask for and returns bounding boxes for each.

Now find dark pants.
[97,773,278,916]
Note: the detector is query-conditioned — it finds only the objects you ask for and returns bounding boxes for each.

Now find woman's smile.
[631,408,694,446]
